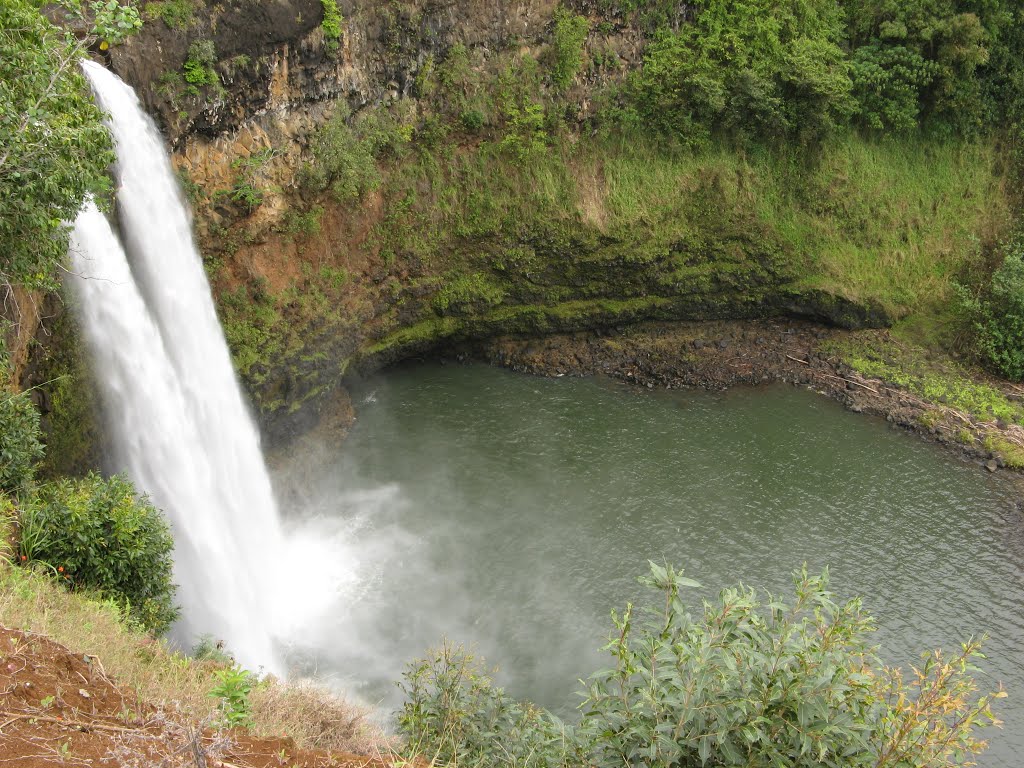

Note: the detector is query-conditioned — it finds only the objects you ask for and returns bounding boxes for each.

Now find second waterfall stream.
[67,61,323,673]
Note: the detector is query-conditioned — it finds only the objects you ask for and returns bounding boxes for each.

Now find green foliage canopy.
[631,0,854,146]
[622,0,1022,142]
[0,0,116,290]
[843,0,1005,134]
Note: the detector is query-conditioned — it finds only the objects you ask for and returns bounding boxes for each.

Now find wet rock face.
[109,0,559,147]
[109,0,319,144]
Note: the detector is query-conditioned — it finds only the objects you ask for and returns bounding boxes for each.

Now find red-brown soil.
[0,626,392,768]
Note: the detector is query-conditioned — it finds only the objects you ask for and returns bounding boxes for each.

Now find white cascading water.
[67,61,288,673]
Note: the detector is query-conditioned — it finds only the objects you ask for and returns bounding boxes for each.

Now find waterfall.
[67,61,285,673]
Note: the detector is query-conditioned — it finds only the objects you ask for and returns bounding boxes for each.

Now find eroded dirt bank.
[0,626,391,768]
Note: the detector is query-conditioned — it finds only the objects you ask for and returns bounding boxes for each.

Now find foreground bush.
[18,473,178,634]
[398,564,1002,768]
[0,332,44,498]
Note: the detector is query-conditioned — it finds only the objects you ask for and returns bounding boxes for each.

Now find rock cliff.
[50,0,986,445]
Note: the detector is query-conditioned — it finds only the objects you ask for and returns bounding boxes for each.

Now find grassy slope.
[749,138,1009,315]
[0,505,384,753]
[211,129,1010,425]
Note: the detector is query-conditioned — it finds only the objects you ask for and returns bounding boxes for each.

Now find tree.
[843,0,1012,135]
[630,0,853,146]
[0,0,139,293]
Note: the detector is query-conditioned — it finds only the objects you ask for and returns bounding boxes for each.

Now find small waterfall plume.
[68,61,286,673]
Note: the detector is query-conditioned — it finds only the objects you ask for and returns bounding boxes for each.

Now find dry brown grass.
[251,679,390,754]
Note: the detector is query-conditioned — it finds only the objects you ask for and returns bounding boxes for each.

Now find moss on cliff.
[129,7,1007,438]
[203,122,1006,433]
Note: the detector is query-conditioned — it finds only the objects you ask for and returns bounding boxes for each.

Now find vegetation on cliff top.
[174,0,1024,418]
[0,0,140,292]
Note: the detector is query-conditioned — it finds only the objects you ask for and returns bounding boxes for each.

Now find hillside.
[10,0,1011,450]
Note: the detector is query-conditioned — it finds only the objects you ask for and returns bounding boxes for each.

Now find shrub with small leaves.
[183,39,219,87]
[18,473,178,634]
[398,645,579,768]
[0,390,44,498]
[299,106,381,202]
[550,8,589,89]
[320,0,343,47]
[399,563,1002,768]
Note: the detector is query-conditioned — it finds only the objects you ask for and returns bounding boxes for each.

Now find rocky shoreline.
[453,318,1024,477]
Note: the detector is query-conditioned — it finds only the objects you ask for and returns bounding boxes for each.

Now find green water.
[282,363,1023,766]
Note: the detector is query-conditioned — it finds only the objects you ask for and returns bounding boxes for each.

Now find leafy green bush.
[85,0,142,43]
[210,665,255,728]
[958,235,1024,380]
[183,39,219,87]
[0,390,44,498]
[494,55,551,161]
[145,0,196,30]
[399,645,578,768]
[1,328,44,498]
[550,8,589,89]
[399,563,1002,768]
[320,0,342,47]
[460,108,485,132]
[299,106,381,202]
[18,473,179,634]
[225,148,279,213]
[277,205,324,238]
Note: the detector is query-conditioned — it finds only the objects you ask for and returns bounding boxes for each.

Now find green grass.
[410,132,1008,320]
[594,134,1009,318]
[754,137,1009,316]
[822,335,1024,424]
[984,436,1024,467]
